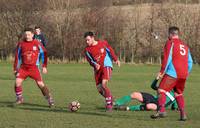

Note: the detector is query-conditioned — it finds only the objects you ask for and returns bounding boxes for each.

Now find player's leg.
[95,70,105,97]
[151,74,176,118]
[30,67,54,107]
[171,102,178,110]
[102,79,113,111]
[174,79,187,121]
[158,75,177,113]
[114,92,143,106]
[114,92,143,111]
[116,104,145,111]
[146,103,157,111]
[36,81,54,107]
[14,68,27,105]
[96,79,112,111]
[101,67,113,111]
[115,92,147,111]
[165,90,177,109]
[114,95,132,106]
[126,104,145,111]
[96,84,105,97]
[116,92,158,111]
[14,78,24,104]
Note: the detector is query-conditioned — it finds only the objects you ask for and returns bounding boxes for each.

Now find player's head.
[84,31,95,46]
[23,28,34,41]
[168,26,179,38]
[35,26,41,35]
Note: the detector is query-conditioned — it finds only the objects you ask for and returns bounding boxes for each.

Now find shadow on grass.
[0,101,139,119]
[0,101,112,117]
[17,107,113,117]
[0,101,48,108]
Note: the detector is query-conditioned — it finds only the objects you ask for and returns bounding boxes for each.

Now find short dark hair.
[84,31,94,38]
[35,26,41,29]
[168,26,179,35]
[24,28,34,33]
[35,26,40,29]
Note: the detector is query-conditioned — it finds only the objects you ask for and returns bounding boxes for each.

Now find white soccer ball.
[68,101,80,112]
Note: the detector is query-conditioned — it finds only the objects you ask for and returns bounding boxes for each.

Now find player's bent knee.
[15,78,23,86]
[146,104,157,111]
[102,79,108,84]
[174,92,182,97]
[158,89,166,93]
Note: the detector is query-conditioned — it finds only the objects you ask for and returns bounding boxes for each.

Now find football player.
[84,31,120,111]
[13,28,54,107]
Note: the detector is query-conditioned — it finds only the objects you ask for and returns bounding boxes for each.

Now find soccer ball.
[68,101,80,112]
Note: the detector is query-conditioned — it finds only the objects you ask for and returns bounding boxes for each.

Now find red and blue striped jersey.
[85,40,118,68]
[160,37,193,79]
[14,39,47,71]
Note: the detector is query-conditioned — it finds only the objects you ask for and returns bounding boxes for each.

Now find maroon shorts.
[94,67,112,85]
[159,74,186,94]
[16,66,42,81]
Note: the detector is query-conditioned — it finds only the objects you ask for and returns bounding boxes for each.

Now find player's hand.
[42,67,48,74]
[156,72,164,79]
[14,70,18,76]
[116,60,120,67]
[95,64,101,71]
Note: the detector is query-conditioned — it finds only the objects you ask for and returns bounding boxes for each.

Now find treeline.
[0,0,200,64]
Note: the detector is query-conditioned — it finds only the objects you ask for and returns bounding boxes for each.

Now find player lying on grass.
[114,90,177,111]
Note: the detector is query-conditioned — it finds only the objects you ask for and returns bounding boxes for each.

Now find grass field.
[0,63,200,128]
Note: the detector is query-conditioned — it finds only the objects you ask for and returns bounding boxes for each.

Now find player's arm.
[104,41,120,67]
[38,43,48,73]
[13,43,21,74]
[41,34,48,47]
[158,41,173,78]
[85,50,100,70]
[188,49,193,73]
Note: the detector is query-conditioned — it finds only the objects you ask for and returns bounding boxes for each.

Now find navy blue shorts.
[140,92,158,105]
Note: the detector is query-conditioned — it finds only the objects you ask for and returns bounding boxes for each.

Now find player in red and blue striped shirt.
[84,32,120,111]
[151,26,193,121]
[13,28,54,107]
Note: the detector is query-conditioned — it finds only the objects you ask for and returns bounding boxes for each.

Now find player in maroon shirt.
[151,26,193,121]
[13,28,54,107]
[84,32,120,111]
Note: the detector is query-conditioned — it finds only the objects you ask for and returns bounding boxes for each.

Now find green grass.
[0,63,200,128]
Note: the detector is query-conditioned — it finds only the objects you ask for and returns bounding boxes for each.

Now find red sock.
[158,92,166,113]
[15,86,23,98]
[102,85,111,97]
[176,95,185,115]
[102,83,112,106]
[105,96,112,106]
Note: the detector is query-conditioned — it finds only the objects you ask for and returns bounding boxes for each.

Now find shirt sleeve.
[103,41,118,62]
[188,49,193,73]
[160,41,173,74]
[38,42,48,67]
[85,50,97,67]
[13,43,21,71]
[41,34,47,47]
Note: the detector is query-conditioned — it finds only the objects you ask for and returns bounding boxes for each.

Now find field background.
[0,63,200,128]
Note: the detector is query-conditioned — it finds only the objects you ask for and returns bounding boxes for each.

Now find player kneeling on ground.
[13,28,54,108]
